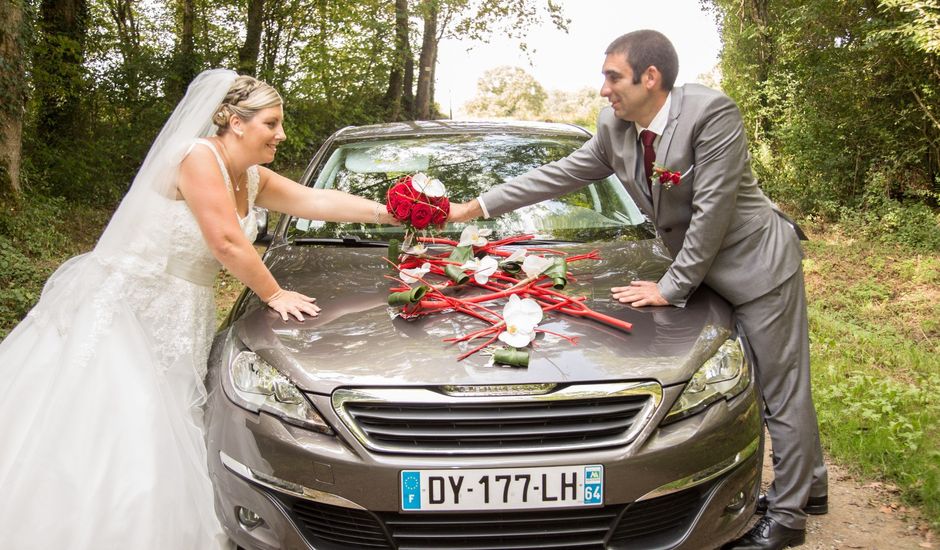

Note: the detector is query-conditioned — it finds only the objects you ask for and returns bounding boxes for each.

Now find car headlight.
[663,337,751,424]
[222,348,333,434]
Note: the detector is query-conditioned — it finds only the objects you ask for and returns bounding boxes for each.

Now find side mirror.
[253,206,271,244]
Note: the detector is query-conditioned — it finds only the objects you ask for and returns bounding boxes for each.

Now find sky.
[435,0,722,117]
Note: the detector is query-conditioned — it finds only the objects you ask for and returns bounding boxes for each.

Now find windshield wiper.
[292,235,388,247]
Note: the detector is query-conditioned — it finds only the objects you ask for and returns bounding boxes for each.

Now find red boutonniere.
[652,164,693,190]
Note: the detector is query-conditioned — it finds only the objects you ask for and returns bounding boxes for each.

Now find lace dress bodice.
[131,138,261,381]
[166,139,260,285]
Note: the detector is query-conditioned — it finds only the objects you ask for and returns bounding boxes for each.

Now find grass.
[2,194,938,525]
[801,220,940,527]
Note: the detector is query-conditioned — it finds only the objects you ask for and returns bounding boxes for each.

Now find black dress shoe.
[722,517,806,549]
[755,493,829,515]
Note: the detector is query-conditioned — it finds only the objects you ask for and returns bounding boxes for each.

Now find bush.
[834,167,940,251]
[0,193,110,338]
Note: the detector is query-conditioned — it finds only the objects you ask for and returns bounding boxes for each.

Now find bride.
[0,69,396,548]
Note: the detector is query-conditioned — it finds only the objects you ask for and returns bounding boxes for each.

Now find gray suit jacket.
[480,83,802,307]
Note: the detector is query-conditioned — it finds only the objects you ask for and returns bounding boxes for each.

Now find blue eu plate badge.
[401,471,421,510]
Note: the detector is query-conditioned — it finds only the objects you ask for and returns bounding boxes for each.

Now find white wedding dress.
[0,139,256,549]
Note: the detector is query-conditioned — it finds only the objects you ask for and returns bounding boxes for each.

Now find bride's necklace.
[211,137,244,192]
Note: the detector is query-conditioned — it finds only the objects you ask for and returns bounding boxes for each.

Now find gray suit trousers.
[735,264,828,529]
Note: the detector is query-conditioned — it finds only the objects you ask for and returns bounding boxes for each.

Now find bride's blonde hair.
[212,75,282,133]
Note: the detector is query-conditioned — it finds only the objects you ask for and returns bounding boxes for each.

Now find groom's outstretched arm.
[448,199,485,222]
[450,131,615,222]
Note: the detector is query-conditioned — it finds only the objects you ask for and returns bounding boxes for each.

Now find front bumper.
[205,364,762,550]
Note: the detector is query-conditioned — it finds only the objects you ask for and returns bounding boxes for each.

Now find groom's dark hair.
[606,30,679,91]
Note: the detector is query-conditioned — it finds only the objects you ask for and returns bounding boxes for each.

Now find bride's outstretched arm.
[178,147,319,321]
[254,166,398,224]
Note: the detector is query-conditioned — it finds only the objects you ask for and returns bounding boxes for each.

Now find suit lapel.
[621,124,653,214]
[652,86,684,219]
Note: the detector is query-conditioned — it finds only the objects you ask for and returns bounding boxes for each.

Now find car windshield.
[286,132,652,243]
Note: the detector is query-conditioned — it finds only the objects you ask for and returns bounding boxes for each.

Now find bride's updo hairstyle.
[212,75,282,134]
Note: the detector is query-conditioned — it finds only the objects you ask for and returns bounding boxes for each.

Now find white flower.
[400,262,431,284]
[410,172,446,198]
[504,249,526,263]
[403,242,428,256]
[460,256,499,285]
[458,225,492,247]
[498,295,543,348]
[521,255,553,279]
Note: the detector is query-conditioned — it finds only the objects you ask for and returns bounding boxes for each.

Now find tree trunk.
[167,0,197,101]
[104,0,144,104]
[428,45,438,117]
[238,0,265,76]
[403,57,415,119]
[0,0,27,195]
[415,1,438,120]
[34,0,88,143]
[748,0,773,138]
[383,0,409,120]
[181,0,194,61]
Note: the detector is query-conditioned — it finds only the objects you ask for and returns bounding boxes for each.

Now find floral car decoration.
[385,226,633,367]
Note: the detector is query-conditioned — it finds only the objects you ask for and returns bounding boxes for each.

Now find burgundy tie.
[640,129,656,192]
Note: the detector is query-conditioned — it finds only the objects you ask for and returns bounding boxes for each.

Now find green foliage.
[811,314,940,526]
[543,87,608,128]
[9,0,569,206]
[0,0,33,118]
[464,66,547,119]
[877,0,940,55]
[463,69,606,127]
[831,166,940,251]
[803,231,940,526]
[703,0,940,250]
[438,0,569,42]
[0,192,109,337]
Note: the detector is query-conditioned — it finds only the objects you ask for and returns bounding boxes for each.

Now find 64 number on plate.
[401,465,603,511]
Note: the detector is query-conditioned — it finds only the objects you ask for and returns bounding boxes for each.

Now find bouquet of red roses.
[385,172,450,230]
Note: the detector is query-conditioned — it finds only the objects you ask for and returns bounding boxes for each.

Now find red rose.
[411,202,434,229]
[670,172,681,185]
[394,200,413,221]
[395,175,413,191]
[388,182,415,203]
[431,197,450,225]
[387,182,420,221]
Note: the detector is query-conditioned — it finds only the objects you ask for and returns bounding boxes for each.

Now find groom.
[448,30,828,550]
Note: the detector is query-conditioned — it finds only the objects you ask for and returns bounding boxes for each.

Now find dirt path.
[750,443,936,549]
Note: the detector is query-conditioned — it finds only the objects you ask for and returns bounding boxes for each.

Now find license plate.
[400,465,603,511]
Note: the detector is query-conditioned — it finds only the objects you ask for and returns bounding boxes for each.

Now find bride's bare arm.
[254,166,398,224]
[177,147,319,321]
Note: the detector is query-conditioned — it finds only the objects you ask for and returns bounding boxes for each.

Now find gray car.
[205,121,763,550]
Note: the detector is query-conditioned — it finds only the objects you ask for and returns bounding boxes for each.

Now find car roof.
[330,120,593,142]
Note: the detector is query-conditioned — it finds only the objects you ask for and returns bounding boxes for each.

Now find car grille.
[331,382,662,455]
[280,482,710,550]
[608,483,709,548]
[287,498,392,549]
[379,506,622,550]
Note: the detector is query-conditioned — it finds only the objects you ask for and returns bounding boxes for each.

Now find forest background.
[0,0,938,528]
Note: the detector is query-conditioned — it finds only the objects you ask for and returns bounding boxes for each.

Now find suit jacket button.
[662,227,672,233]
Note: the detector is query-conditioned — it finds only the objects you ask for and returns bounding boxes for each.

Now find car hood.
[231,240,734,393]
